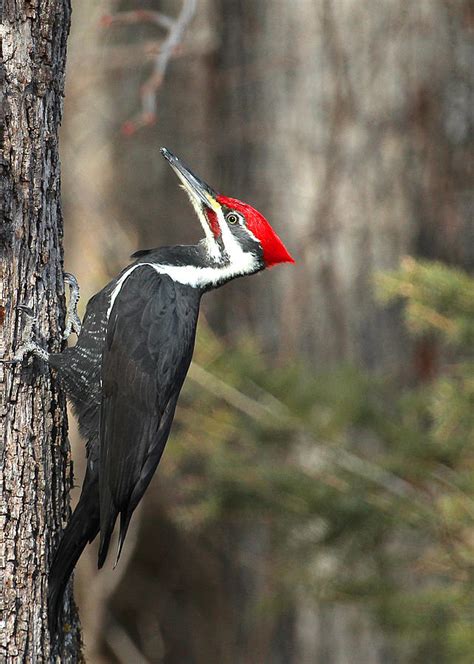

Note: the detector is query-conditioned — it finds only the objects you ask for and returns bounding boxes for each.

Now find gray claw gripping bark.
[0,305,49,365]
[63,272,82,340]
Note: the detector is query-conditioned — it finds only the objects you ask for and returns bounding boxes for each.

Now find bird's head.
[161,147,294,278]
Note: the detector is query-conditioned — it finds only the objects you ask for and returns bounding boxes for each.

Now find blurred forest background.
[60,1,473,662]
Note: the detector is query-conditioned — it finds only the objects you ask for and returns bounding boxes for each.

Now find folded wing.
[98,267,200,567]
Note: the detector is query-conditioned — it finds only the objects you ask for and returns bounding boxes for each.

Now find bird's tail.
[97,483,118,569]
[48,479,99,637]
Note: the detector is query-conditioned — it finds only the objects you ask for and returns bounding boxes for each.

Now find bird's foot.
[63,272,82,340]
[0,340,50,365]
[0,305,49,365]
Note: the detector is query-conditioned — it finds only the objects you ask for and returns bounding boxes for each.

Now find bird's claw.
[63,272,82,340]
[1,271,82,365]
[0,340,49,364]
[0,305,49,365]
[0,356,21,366]
[64,272,78,287]
[16,304,35,318]
[62,315,82,341]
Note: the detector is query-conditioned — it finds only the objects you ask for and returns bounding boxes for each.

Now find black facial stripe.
[230,221,264,259]
[220,205,264,264]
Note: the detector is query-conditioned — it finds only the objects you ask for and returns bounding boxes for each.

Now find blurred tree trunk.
[206,1,473,662]
[211,0,472,371]
[0,1,82,660]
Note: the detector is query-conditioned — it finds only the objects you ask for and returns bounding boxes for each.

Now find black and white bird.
[18,148,294,633]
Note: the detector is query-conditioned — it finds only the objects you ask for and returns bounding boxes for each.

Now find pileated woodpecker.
[14,148,294,633]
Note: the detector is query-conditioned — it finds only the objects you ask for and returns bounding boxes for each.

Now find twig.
[101,9,175,31]
[188,362,278,423]
[187,362,431,509]
[101,0,198,135]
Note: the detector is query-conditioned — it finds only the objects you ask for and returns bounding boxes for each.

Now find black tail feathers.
[115,509,133,567]
[97,507,117,570]
[98,504,135,570]
[48,485,99,637]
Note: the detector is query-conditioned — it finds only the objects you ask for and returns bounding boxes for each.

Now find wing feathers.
[98,269,199,567]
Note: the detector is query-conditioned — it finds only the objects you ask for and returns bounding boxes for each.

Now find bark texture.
[0,1,82,661]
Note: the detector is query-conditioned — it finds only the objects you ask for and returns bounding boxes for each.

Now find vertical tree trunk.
[0,1,82,661]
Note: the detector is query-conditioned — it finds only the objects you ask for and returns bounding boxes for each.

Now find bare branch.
[101,9,175,31]
[101,0,198,135]
[187,362,432,510]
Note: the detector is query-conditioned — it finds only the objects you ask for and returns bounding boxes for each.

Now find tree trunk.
[0,1,82,661]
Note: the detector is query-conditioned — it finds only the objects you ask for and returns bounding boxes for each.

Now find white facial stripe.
[215,207,252,265]
[189,194,221,261]
[107,255,258,319]
[240,222,259,244]
[176,176,221,261]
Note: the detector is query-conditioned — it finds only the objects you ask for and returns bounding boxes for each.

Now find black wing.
[98,267,200,567]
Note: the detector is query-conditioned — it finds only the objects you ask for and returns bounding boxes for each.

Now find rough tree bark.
[0,1,82,661]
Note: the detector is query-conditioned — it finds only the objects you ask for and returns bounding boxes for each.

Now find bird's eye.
[226,213,240,225]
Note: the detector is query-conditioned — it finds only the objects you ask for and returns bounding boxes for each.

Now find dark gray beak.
[160,147,219,210]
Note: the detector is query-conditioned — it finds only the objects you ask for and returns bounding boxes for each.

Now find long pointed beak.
[160,147,220,212]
